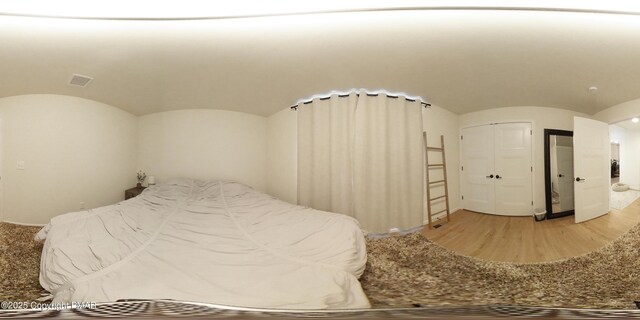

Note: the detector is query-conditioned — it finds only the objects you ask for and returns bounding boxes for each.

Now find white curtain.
[297,92,424,233]
[297,93,358,214]
[353,95,424,233]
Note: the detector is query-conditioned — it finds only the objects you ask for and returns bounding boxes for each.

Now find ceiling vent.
[68,74,93,87]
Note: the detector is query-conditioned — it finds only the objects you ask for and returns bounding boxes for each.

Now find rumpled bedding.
[36,179,370,309]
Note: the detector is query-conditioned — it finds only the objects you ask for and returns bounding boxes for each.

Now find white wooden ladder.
[423,133,451,229]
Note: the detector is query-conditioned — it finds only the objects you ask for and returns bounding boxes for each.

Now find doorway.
[611,142,620,185]
[608,121,640,210]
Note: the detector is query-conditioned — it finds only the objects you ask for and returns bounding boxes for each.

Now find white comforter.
[36,179,370,309]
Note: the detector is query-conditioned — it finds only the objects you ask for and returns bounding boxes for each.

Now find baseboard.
[1,220,46,227]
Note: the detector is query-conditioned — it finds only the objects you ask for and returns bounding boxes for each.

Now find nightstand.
[125,185,146,200]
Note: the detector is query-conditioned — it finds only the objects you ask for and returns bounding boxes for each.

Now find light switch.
[16,160,25,170]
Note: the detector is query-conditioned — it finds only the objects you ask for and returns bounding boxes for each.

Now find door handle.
[576,177,586,182]
[495,175,502,179]
[558,174,564,177]
[486,174,494,178]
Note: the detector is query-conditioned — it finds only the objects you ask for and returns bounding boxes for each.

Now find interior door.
[574,116,610,223]
[461,125,495,214]
[494,123,533,215]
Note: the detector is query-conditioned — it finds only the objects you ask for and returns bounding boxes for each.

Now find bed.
[35,179,370,309]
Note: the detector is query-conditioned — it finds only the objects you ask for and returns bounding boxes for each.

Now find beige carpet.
[362,231,640,309]
[2,222,640,309]
[0,223,47,301]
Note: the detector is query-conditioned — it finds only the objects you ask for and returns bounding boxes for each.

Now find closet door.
[493,123,533,215]
[461,125,495,214]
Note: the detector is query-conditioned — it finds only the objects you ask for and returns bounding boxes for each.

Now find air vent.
[68,74,93,87]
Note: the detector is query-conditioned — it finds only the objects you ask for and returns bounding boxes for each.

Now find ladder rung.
[428,164,444,167]
[426,147,443,151]
[429,195,446,201]
[428,180,445,185]
[433,209,448,215]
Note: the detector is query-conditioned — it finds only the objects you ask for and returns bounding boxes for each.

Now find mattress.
[36,179,370,309]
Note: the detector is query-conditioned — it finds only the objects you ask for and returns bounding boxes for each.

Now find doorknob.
[486,174,494,178]
[495,175,502,179]
[576,177,586,182]
[558,174,564,177]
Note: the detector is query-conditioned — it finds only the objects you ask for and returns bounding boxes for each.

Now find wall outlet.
[79,202,85,209]
[16,160,25,170]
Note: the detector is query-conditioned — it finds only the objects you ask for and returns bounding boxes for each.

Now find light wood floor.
[422,198,640,264]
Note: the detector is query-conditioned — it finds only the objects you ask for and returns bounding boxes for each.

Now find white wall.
[611,144,620,161]
[3,95,599,225]
[616,127,640,190]
[138,109,267,191]
[0,94,137,225]
[459,106,590,211]
[423,105,461,221]
[610,125,625,145]
[266,108,297,203]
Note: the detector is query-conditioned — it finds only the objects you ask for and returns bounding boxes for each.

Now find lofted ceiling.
[2,8,640,116]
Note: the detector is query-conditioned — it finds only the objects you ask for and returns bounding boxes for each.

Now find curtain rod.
[290,93,431,110]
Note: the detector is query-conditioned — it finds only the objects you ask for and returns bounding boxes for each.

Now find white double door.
[461,122,533,216]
